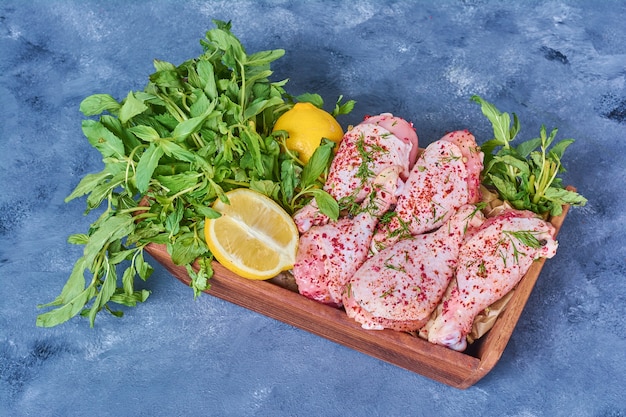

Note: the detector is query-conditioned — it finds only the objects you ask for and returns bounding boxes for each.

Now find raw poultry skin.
[343,204,485,331]
[371,130,483,253]
[292,167,401,307]
[427,209,559,351]
[293,113,418,234]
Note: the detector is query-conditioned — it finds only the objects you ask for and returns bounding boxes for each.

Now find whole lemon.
[273,102,344,164]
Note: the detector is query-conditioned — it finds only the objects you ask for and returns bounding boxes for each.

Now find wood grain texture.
[145,193,572,389]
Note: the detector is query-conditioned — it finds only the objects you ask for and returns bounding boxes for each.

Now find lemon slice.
[204,189,299,280]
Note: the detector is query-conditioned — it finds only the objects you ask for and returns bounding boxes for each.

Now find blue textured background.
[1,1,625,416]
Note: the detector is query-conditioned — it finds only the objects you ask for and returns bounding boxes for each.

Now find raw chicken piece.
[343,205,485,331]
[371,130,483,252]
[293,113,418,234]
[427,209,559,351]
[360,113,420,166]
[293,167,401,307]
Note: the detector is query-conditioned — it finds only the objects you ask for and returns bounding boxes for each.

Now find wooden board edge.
[145,243,481,388]
[144,187,574,389]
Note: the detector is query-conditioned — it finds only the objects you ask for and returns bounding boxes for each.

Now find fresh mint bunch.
[472,95,587,217]
[37,20,349,327]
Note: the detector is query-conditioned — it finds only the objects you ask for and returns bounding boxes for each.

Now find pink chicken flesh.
[292,167,401,307]
[371,130,483,252]
[343,204,485,332]
[293,113,418,234]
[427,209,559,351]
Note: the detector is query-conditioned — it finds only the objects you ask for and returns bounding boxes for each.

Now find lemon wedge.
[204,189,299,280]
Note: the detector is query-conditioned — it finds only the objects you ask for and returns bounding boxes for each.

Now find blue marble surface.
[1,1,625,416]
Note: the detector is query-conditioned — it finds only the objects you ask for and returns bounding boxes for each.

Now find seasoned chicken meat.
[343,205,485,331]
[293,113,418,234]
[292,167,401,307]
[426,209,558,351]
[371,130,483,253]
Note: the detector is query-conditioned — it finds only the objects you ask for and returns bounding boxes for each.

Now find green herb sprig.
[37,20,352,328]
[471,95,587,217]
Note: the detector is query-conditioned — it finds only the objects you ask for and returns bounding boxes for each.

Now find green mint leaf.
[84,214,135,267]
[493,154,531,176]
[250,180,281,200]
[280,159,298,204]
[80,94,120,116]
[67,234,89,245]
[471,95,511,145]
[196,60,218,100]
[168,231,207,266]
[100,114,142,150]
[312,188,339,221]
[135,143,165,193]
[84,172,125,212]
[543,126,559,149]
[211,19,232,31]
[186,257,213,298]
[489,173,518,201]
[119,91,148,124]
[245,49,285,67]
[240,129,264,174]
[243,96,284,121]
[122,265,135,296]
[158,139,198,162]
[36,285,97,327]
[82,120,125,159]
[165,200,184,237]
[193,203,221,219]
[171,114,208,142]
[87,258,119,326]
[300,138,335,187]
[37,257,88,309]
[515,137,542,158]
[544,187,588,206]
[296,93,324,108]
[204,27,246,72]
[189,92,213,118]
[107,248,137,265]
[549,138,575,160]
[509,113,521,141]
[149,63,183,89]
[109,289,150,307]
[135,251,154,280]
[156,172,201,196]
[333,95,356,117]
[128,125,161,142]
[65,170,111,203]
[152,59,177,72]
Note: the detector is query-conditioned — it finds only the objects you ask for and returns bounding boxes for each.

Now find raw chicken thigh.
[371,130,483,252]
[427,209,559,351]
[293,113,418,234]
[343,204,485,331]
[292,167,401,307]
